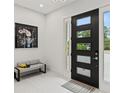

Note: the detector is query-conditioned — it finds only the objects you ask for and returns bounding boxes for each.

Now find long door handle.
[93,57,98,60]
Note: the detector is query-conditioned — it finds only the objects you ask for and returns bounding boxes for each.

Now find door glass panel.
[77,67,91,77]
[77,43,91,50]
[77,16,91,26]
[77,30,91,38]
[77,55,91,64]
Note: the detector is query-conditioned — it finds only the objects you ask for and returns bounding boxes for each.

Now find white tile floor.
[14,71,104,93]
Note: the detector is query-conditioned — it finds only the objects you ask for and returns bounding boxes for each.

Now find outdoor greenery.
[77,43,91,50]
[77,30,91,50]
[76,26,110,51]
[77,30,90,38]
[104,26,110,50]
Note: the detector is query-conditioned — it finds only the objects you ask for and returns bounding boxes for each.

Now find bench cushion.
[17,64,43,73]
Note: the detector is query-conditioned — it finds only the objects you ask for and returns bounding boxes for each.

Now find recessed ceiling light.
[40,4,44,8]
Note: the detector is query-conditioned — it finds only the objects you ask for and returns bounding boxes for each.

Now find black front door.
[71,9,99,88]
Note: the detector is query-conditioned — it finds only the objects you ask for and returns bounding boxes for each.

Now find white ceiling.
[15,0,77,14]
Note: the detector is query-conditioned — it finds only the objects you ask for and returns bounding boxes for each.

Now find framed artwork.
[15,23,38,48]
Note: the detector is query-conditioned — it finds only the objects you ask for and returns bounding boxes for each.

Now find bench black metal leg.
[43,64,46,73]
[40,64,46,73]
[15,67,20,81]
[17,70,20,81]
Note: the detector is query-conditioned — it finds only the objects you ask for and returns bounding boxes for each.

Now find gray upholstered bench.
[14,59,46,81]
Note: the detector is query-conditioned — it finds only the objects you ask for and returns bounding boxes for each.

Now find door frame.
[64,6,110,91]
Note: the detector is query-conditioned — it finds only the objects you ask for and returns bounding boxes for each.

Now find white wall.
[14,5,46,64]
[45,0,109,92]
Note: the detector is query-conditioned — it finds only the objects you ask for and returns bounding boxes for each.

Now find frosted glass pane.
[77,67,91,77]
[77,16,91,26]
[104,51,110,82]
[77,55,91,64]
[77,30,91,38]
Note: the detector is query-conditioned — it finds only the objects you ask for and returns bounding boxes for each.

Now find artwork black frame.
[15,23,38,48]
